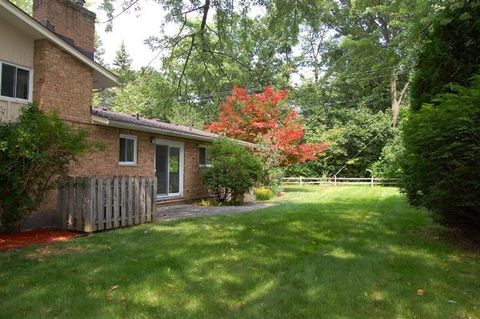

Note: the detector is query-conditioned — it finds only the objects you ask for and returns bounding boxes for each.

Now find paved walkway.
[155,202,276,222]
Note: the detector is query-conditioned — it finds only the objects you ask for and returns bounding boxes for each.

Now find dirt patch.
[0,229,82,251]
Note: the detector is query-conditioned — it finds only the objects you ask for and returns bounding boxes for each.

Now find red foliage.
[207,86,327,165]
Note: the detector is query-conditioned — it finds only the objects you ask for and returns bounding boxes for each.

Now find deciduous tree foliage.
[207,86,327,166]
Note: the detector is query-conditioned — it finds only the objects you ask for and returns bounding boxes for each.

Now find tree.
[401,78,480,228]
[8,0,32,14]
[111,68,205,127]
[312,0,439,126]
[410,0,480,111]
[207,86,327,166]
[0,105,89,233]
[95,33,108,67]
[285,106,392,177]
[401,1,480,231]
[112,41,134,86]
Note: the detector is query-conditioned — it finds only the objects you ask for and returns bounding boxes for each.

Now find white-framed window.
[119,134,137,165]
[199,145,212,167]
[0,61,32,102]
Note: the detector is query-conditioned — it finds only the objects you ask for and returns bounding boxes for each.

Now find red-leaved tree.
[207,86,327,166]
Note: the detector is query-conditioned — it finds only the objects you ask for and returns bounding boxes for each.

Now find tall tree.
[410,0,480,110]
[304,0,439,126]
[112,41,134,86]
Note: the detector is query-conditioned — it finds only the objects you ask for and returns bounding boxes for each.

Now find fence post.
[371,176,374,187]
[334,176,337,187]
[299,176,303,186]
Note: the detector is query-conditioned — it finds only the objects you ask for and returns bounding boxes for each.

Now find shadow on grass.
[0,189,479,318]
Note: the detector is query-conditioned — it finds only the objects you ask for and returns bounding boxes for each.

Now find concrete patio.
[155,202,276,222]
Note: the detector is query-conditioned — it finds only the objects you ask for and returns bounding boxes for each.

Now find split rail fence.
[58,176,157,232]
[281,177,399,186]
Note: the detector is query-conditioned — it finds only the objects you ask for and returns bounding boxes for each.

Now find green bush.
[368,127,404,178]
[201,139,263,203]
[0,105,89,233]
[400,78,480,227]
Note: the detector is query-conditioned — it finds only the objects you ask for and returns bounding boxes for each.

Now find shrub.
[400,78,480,227]
[254,187,274,201]
[0,104,89,233]
[201,138,263,203]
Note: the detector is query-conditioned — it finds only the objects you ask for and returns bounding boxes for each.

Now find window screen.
[1,64,15,98]
[16,68,29,100]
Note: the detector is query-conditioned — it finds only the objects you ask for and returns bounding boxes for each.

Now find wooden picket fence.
[58,176,157,232]
[281,177,399,186]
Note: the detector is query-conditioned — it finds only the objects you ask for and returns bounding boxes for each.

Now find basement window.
[119,134,137,165]
[0,62,31,101]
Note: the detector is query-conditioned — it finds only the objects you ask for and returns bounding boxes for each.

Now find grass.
[0,186,479,318]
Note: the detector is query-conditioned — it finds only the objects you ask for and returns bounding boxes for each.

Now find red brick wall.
[33,39,93,124]
[33,0,95,52]
[70,125,210,200]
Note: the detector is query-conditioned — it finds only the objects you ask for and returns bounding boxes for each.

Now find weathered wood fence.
[58,176,157,232]
[281,177,399,186]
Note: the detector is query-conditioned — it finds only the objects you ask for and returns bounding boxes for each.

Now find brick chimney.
[33,0,96,59]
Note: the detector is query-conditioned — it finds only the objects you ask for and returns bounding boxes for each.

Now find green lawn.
[1,186,479,318]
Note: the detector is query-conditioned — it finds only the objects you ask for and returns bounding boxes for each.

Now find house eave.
[91,115,216,142]
[0,0,118,89]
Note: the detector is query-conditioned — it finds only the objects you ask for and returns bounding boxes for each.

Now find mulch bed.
[0,229,82,251]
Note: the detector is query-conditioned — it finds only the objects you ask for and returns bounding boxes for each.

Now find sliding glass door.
[155,140,184,197]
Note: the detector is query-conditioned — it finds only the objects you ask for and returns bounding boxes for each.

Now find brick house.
[0,0,237,229]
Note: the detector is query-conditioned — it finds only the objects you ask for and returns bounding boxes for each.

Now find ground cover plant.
[0,186,478,318]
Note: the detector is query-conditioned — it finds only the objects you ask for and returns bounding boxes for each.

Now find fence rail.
[58,176,157,232]
[281,177,399,186]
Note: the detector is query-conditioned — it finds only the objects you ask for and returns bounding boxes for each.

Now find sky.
[92,0,170,69]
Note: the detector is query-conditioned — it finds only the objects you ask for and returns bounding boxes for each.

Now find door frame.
[153,138,185,199]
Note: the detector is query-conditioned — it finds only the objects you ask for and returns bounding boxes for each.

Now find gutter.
[91,115,217,142]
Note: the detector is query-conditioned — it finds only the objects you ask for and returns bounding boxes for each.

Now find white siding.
[0,100,24,122]
[0,18,34,68]
[0,18,34,122]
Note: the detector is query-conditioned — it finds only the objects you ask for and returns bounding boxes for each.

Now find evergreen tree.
[410,0,480,110]
[112,41,134,86]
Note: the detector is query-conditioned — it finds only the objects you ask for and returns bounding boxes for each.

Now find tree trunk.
[390,72,409,128]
